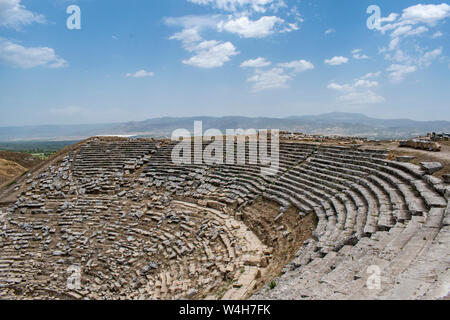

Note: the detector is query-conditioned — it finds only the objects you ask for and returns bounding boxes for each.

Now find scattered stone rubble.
[399,139,441,152]
[280,131,367,143]
[0,136,449,300]
[430,132,450,142]
[421,162,443,175]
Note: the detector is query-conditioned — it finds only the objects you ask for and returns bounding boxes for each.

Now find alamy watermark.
[171,121,280,176]
[367,5,381,30]
[67,5,81,30]
[67,265,81,290]
[366,265,381,290]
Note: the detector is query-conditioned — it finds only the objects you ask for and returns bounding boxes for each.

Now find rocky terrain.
[0,136,448,300]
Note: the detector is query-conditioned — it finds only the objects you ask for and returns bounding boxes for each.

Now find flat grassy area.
[30,152,55,160]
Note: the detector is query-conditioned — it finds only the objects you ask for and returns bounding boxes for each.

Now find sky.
[0,0,449,126]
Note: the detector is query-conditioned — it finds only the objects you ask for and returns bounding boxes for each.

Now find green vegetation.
[0,140,78,154]
[31,152,54,160]
[6,180,16,187]
[269,281,277,290]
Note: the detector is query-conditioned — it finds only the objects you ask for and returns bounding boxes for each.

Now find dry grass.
[0,151,42,168]
[0,159,27,185]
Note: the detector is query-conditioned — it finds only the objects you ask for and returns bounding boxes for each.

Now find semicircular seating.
[0,138,448,300]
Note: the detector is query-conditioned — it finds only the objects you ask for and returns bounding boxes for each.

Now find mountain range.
[0,112,448,142]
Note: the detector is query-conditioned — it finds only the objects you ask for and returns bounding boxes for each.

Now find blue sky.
[0,0,449,126]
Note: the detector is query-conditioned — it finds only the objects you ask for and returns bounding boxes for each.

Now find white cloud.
[400,3,450,26]
[386,64,417,83]
[378,4,450,39]
[244,58,313,91]
[278,59,314,72]
[417,47,442,67]
[0,0,45,29]
[388,37,400,51]
[0,38,67,69]
[126,70,155,78]
[169,27,203,50]
[352,49,369,60]
[324,28,335,35]
[280,22,299,33]
[218,16,284,38]
[391,25,428,38]
[167,17,240,68]
[375,3,449,82]
[328,79,379,92]
[247,67,291,91]
[240,57,271,68]
[182,40,239,68]
[164,14,221,30]
[338,90,385,105]
[327,74,384,104]
[327,82,353,92]
[380,13,399,23]
[384,47,442,82]
[361,71,381,79]
[187,0,284,14]
[324,56,349,66]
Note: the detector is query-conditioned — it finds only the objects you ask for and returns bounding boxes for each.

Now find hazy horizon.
[0,111,449,129]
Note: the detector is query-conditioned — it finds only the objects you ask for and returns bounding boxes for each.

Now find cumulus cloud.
[386,64,417,83]
[375,3,449,82]
[400,3,450,26]
[390,25,428,38]
[378,3,450,34]
[277,59,314,72]
[361,71,381,79]
[126,70,155,78]
[168,0,301,42]
[182,40,239,68]
[187,0,285,14]
[352,49,369,60]
[0,38,67,69]
[324,28,335,35]
[327,74,384,104]
[0,0,46,29]
[169,27,203,48]
[247,67,291,91]
[240,57,271,68]
[164,15,221,30]
[417,47,443,67]
[244,57,313,91]
[167,16,240,68]
[337,90,385,105]
[384,47,441,83]
[324,56,349,66]
[218,16,284,38]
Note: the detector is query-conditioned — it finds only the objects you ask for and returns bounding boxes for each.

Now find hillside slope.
[0,151,43,186]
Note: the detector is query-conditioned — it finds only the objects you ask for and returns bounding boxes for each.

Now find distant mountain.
[0,112,449,142]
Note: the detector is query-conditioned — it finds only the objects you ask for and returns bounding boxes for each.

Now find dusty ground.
[239,197,317,296]
[281,137,450,179]
[363,140,450,178]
